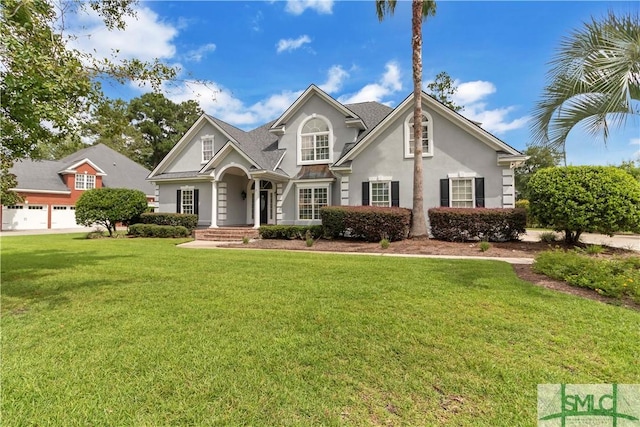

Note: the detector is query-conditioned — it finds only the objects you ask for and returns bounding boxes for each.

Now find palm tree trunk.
[410,0,428,238]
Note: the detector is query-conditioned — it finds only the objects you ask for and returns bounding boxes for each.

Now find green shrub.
[380,238,390,249]
[515,199,536,227]
[479,241,491,252]
[539,231,558,243]
[533,250,640,303]
[242,236,250,244]
[75,188,148,237]
[128,224,190,238]
[140,212,198,231]
[320,206,411,242]
[428,208,526,242]
[528,166,640,244]
[259,225,323,240]
[584,244,604,255]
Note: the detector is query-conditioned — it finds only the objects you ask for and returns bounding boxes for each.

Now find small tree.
[528,166,640,244]
[75,188,148,236]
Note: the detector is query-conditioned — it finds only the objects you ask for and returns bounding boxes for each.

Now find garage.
[2,204,48,230]
[51,205,82,229]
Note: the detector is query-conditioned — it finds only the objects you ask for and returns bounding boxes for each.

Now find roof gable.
[336,92,522,166]
[270,85,364,132]
[149,114,239,178]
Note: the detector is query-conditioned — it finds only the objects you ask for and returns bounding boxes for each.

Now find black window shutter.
[475,178,485,207]
[176,190,182,213]
[362,182,369,206]
[440,179,449,207]
[194,189,200,215]
[391,181,400,207]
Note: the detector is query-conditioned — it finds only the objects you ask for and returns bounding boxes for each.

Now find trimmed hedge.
[140,213,198,231]
[320,206,411,242]
[259,225,323,240]
[428,208,526,242]
[128,223,190,238]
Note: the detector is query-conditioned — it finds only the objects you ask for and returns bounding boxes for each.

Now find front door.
[260,190,268,224]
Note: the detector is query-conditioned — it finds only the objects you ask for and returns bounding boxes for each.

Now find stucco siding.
[277,94,359,177]
[221,174,248,226]
[349,103,506,209]
[157,182,212,226]
[165,123,228,173]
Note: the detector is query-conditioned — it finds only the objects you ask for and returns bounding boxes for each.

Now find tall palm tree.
[532,12,640,165]
[376,0,436,238]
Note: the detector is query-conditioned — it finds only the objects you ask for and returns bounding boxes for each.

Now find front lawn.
[2,235,638,426]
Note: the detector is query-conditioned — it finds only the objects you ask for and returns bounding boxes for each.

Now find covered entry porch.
[210,164,285,229]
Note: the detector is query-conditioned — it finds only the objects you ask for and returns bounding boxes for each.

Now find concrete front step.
[194,228,259,242]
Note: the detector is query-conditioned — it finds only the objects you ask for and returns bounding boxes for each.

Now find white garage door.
[2,205,48,230]
[51,205,82,229]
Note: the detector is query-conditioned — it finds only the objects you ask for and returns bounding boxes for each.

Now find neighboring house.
[148,85,526,229]
[1,144,155,230]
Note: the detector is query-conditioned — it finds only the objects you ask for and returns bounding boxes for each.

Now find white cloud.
[276,35,312,53]
[339,62,403,104]
[68,6,177,62]
[184,43,216,63]
[422,74,527,135]
[284,0,334,15]
[453,81,496,105]
[462,103,530,134]
[319,65,349,93]
[631,138,640,159]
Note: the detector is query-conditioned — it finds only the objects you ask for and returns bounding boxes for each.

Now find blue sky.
[68,1,640,165]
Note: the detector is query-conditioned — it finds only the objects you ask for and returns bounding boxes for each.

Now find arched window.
[298,116,332,164]
[404,112,433,157]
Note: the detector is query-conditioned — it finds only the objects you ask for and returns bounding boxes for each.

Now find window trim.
[404,112,434,158]
[180,187,195,214]
[296,184,330,221]
[370,181,391,207]
[297,115,333,165]
[75,173,96,190]
[201,135,214,164]
[449,177,475,208]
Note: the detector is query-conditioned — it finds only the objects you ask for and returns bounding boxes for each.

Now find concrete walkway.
[178,240,535,265]
[522,230,639,252]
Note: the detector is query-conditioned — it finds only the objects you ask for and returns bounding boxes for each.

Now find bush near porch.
[140,213,198,231]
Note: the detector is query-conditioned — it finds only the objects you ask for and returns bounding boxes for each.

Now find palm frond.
[531,11,640,149]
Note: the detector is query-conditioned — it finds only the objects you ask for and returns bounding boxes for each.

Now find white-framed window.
[75,174,96,190]
[181,188,195,214]
[202,135,214,163]
[370,181,390,207]
[5,205,23,209]
[404,112,433,157]
[450,178,474,208]
[297,186,329,220]
[298,116,332,164]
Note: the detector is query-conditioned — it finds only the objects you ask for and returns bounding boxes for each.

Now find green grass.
[2,235,639,426]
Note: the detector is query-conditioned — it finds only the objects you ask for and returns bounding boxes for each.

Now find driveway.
[522,230,639,252]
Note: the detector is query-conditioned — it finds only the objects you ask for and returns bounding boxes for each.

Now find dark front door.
[260,190,268,224]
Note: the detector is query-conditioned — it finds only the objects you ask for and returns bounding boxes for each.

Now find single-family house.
[148,85,526,231]
[1,144,155,230]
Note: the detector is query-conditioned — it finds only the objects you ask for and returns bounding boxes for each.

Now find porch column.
[253,178,260,228]
[209,181,218,228]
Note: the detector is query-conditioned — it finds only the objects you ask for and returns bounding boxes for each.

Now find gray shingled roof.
[11,159,70,192]
[10,144,154,195]
[203,101,391,171]
[152,171,201,180]
[208,115,285,172]
[59,144,155,195]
